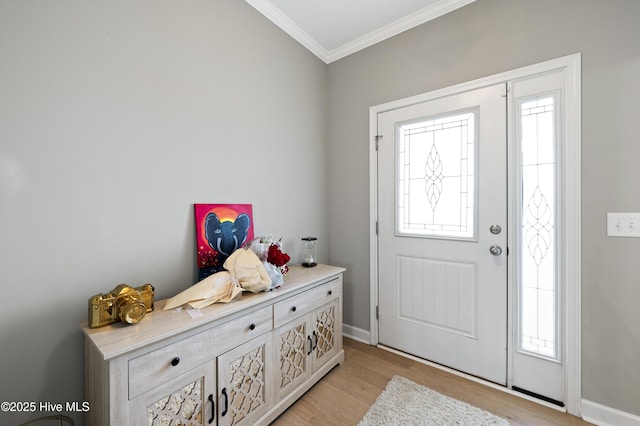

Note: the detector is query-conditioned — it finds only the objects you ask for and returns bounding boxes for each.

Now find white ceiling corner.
[245,0,477,63]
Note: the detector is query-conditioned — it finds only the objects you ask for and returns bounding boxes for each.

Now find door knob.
[490,224,502,234]
[489,245,502,256]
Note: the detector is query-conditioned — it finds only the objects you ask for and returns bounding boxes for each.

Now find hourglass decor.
[301,237,317,267]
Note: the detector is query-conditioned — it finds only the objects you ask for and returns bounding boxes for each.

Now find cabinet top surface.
[82,264,344,360]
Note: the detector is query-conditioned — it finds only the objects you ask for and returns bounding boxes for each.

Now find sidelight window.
[517,93,560,360]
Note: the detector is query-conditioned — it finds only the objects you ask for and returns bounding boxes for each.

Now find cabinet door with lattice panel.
[217,333,274,426]
[275,315,312,401]
[312,298,340,372]
[130,361,216,426]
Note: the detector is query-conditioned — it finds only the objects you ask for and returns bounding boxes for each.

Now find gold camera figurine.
[88,283,155,328]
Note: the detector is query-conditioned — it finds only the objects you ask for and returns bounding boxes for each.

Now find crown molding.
[245,0,330,62]
[246,0,476,64]
[327,0,477,63]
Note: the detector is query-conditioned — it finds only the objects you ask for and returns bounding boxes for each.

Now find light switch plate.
[607,213,640,237]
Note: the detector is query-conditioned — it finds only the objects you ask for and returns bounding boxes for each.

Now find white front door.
[377,83,508,384]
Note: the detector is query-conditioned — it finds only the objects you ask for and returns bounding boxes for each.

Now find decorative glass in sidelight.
[518,94,559,360]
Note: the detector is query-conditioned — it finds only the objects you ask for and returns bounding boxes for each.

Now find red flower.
[267,244,290,267]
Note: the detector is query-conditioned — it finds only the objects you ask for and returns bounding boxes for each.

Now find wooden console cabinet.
[83,264,345,426]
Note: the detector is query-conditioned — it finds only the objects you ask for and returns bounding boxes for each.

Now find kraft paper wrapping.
[163,248,271,311]
[163,271,241,310]
[223,248,271,293]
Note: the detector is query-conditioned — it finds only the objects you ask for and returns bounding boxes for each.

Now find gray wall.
[327,0,640,417]
[0,1,326,424]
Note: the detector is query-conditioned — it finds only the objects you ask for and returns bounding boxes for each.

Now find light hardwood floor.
[271,337,592,425]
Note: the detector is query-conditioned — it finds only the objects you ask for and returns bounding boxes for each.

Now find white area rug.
[358,376,510,426]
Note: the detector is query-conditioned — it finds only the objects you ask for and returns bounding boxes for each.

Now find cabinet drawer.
[274,278,340,328]
[128,305,272,399]
[215,304,273,353]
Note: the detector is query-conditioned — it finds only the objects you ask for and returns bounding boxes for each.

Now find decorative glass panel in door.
[397,110,477,239]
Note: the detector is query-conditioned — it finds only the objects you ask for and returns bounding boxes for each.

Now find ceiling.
[245,0,477,63]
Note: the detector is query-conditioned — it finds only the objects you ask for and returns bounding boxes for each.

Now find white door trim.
[369,53,581,416]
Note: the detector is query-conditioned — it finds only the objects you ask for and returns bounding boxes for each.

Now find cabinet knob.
[170,357,180,367]
[328,290,332,296]
[249,323,256,331]
[291,306,297,312]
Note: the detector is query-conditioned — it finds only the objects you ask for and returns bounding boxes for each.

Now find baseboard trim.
[342,323,370,344]
[582,399,640,426]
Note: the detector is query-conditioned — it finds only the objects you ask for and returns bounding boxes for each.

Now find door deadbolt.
[490,224,502,234]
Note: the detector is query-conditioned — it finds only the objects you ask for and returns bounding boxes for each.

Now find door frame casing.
[368,53,581,415]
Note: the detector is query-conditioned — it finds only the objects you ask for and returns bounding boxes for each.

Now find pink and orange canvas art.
[194,204,254,279]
